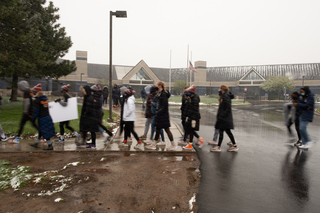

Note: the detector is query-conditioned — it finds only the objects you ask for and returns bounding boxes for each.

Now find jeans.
[299,117,310,145]
[143,118,153,136]
[150,116,164,141]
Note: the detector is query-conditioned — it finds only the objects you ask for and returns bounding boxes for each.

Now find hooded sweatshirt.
[18,81,33,116]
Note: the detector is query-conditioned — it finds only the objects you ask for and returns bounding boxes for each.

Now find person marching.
[29,84,55,150]
[295,86,314,149]
[179,85,190,145]
[112,84,120,108]
[141,88,146,108]
[0,94,8,142]
[79,85,99,148]
[153,81,176,151]
[102,86,109,106]
[283,92,301,144]
[179,85,205,150]
[211,85,239,152]
[54,84,80,143]
[91,84,113,143]
[120,89,143,149]
[12,81,40,143]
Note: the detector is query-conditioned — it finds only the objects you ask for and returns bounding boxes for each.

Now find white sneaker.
[145,144,156,150]
[1,137,8,142]
[119,142,128,147]
[178,141,187,146]
[157,141,166,146]
[167,145,177,151]
[144,139,153,145]
[134,143,143,150]
[208,140,218,145]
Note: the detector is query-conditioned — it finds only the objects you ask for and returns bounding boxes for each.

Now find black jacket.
[215,92,234,130]
[80,86,99,132]
[155,90,171,129]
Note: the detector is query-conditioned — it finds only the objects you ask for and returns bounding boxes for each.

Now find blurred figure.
[179,85,190,145]
[112,84,120,108]
[141,87,146,108]
[0,93,8,141]
[211,85,239,152]
[102,86,108,106]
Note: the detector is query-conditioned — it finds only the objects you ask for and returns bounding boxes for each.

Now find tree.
[173,80,189,95]
[0,0,76,101]
[260,76,295,100]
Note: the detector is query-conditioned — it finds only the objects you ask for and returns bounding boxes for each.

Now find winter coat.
[80,85,99,132]
[112,85,120,99]
[155,90,171,129]
[180,94,188,121]
[123,96,136,121]
[145,93,154,118]
[92,90,104,123]
[185,93,201,131]
[141,89,146,99]
[297,92,314,122]
[102,87,108,99]
[215,91,234,130]
[18,81,34,116]
[32,93,55,139]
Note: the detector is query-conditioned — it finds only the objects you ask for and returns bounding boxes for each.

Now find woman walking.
[120,89,143,149]
[154,81,176,151]
[211,85,239,152]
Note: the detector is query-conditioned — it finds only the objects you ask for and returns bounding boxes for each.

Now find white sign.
[48,97,78,123]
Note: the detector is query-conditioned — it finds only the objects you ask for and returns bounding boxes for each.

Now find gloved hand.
[55,98,61,102]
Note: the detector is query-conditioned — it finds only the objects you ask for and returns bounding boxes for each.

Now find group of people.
[284,86,315,149]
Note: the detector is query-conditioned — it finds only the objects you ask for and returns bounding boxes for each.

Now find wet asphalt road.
[169,102,320,213]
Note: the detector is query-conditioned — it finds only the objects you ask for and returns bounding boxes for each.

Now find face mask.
[218,91,222,95]
[185,92,191,97]
[301,93,305,96]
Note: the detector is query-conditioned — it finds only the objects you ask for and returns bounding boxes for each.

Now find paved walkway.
[0,104,193,153]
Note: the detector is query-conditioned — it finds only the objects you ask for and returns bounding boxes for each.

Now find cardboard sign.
[48,97,78,123]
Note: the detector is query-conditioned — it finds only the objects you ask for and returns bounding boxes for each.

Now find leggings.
[82,131,96,145]
[124,121,139,141]
[18,114,39,137]
[154,127,173,142]
[218,129,236,147]
[59,121,75,135]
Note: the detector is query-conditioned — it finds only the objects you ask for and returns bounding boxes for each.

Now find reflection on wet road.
[169,102,320,213]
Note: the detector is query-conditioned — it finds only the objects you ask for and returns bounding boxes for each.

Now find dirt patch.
[0,152,200,213]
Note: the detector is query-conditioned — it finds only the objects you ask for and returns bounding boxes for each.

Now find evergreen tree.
[0,0,76,100]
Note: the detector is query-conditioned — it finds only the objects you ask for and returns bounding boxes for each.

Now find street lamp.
[80,73,84,85]
[108,10,127,122]
[302,75,305,86]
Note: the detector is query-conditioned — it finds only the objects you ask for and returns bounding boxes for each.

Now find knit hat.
[150,85,158,94]
[185,85,196,93]
[90,84,99,91]
[33,83,42,92]
[61,84,70,92]
[125,89,132,96]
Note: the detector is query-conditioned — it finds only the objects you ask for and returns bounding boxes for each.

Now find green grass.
[0,97,117,137]
[135,96,249,105]
[317,107,320,113]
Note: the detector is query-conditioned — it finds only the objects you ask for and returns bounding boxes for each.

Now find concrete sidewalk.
[0,104,194,153]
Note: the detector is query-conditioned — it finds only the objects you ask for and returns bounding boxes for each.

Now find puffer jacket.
[32,92,55,139]
[155,90,171,129]
[215,91,234,130]
[123,95,136,121]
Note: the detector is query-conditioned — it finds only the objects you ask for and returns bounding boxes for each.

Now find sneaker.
[178,141,188,146]
[299,142,312,150]
[1,137,8,142]
[86,144,96,149]
[134,143,143,150]
[183,143,193,150]
[11,137,20,143]
[294,141,302,147]
[156,141,166,146]
[208,140,218,145]
[145,144,156,150]
[210,146,221,152]
[87,137,92,143]
[128,137,132,142]
[198,137,205,148]
[227,141,233,146]
[227,145,239,152]
[167,145,177,151]
[43,144,53,150]
[195,140,200,145]
[55,139,65,143]
[144,139,153,145]
[139,135,147,139]
[120,141,128,147]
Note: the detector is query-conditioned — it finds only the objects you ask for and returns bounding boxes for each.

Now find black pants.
[154,127,173,142]
[186,125,199,142]
[103,97,108,105]
[287,119,301,140]
[124,121,139,141]
[99,123,113,136]
[218,129,236,147]
[82,131,96,145]
[18,113,39,137]
[59,121,75,135]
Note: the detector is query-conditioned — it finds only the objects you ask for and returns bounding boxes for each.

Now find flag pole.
[190,51,192,86]
[169,50,172,93]
[187,44,189,85]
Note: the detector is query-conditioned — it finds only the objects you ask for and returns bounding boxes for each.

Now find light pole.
[302,75,305,86]
[80,73,84,85]
[108,10,127,122]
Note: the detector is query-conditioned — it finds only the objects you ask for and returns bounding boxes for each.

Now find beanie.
[33,83,42,92]
[185,85,196,93]
[61,84,70,92]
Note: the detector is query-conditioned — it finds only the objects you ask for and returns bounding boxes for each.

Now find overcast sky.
[50,0,320,68]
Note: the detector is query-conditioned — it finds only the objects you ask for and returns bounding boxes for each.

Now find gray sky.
[51,0,320,68]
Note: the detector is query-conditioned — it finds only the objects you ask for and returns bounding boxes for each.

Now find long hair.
[157,81,167,93]
[220,85,229,92]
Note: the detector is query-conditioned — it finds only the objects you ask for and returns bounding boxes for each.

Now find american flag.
[189,61,197,73]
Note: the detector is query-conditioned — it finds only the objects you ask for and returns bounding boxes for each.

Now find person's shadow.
[281,149,309,205]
